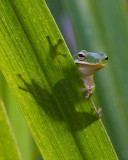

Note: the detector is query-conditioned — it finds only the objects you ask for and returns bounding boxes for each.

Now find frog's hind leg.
[97,108,102,118]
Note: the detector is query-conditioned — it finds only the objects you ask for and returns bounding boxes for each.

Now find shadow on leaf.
[18,74,99,131]
[46,36,66,60]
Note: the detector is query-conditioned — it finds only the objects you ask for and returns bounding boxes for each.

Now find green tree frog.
[74,50,108,99]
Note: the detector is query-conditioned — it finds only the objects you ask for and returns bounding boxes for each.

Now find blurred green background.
[1,0,128,160]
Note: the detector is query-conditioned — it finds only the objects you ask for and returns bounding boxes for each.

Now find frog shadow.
[46,36,66,61]
[18,72,99,131]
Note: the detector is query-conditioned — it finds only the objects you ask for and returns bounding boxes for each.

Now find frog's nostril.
[105,56,108,60]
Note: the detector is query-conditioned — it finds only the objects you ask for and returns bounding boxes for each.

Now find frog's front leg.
[85,89,94,99]
[82,75,95,99]
[82,86,95,99]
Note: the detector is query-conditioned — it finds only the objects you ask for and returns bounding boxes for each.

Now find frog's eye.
[105,56,108,60]
[78,52,86,61]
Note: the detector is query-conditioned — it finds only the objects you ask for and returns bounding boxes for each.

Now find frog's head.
[74,50,108,64]
[74,50,108,76]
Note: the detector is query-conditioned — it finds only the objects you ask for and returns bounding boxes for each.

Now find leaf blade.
[0,98,22,160]
[0,0,118,159]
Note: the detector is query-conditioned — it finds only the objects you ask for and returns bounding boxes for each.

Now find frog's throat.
[75,61,105,77]
[74,60,105,68]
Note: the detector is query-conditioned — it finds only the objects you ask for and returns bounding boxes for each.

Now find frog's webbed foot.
[97,108,102,118]
[82,88,93,99]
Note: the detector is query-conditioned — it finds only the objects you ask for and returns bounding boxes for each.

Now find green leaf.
[0,71,37,160]
[0,98,22,160]
[0,0,118,159]
[55,0,128,159]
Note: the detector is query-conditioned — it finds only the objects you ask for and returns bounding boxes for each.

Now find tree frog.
[74,50,108,99]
